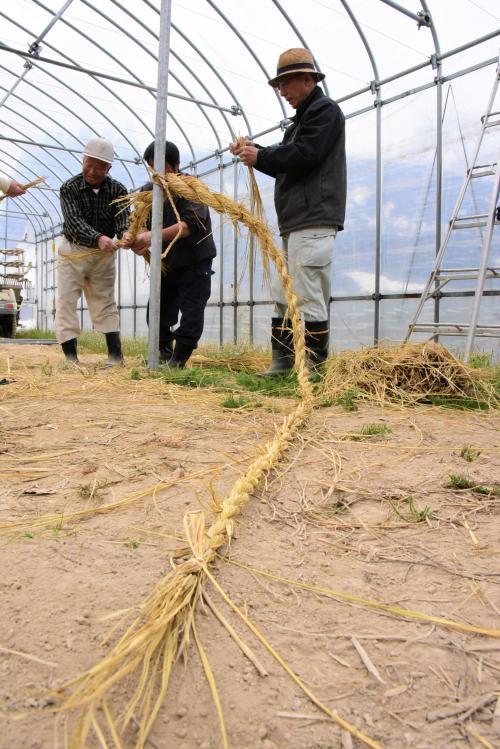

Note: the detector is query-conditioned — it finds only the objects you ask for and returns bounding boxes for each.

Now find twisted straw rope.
[60,174,381,748]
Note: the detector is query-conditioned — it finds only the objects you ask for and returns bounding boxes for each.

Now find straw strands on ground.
[322,341,497,407]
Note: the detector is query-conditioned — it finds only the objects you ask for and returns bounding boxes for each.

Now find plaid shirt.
[60,173,129,248]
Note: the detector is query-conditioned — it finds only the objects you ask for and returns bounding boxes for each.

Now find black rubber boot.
[166,340,195,369]
[304,321,329,381]
[61,338,78,363]
[256,317,295,378]
[103,331,123,367]
[159,339,174,364]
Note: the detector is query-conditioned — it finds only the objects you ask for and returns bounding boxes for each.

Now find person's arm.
[229,139,278,178]
[256,103,344,176]
[0,175,11,193]
[60,182,111,249]
[129,221,189,256]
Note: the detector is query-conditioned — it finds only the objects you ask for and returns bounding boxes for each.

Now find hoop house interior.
[0,0,498,355]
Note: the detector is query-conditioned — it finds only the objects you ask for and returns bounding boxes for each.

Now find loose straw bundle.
[57,172,379,748]
[0,176,46,203]
[322,341,497,407]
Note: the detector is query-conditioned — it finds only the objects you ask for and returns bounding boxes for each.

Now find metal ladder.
[406,57,500,360]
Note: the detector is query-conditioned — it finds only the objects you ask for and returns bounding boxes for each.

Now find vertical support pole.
[148,0,172,369]
[434,56,443,334]
[249,178,255,345]
[374,85,382,343]
[219,153,224,346]
[133,251,137,337]
[51,233,56,327]
[465,144,500,360]
[117,238,122,329]
[232,161,238,345]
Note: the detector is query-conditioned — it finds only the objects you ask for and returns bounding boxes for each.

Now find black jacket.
[142,181,217,272]
[255,87,346,235]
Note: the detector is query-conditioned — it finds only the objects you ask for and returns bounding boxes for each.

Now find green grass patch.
[350,422,392,441]
[389,495,433,523]
[16,327,56,339]
[162,364,299,399]
[426,394,490,411]
[221,394,252,409]
[460,445,481,462]
[468,352,492,368]
[446,473,500,496]
[335,388,359,411]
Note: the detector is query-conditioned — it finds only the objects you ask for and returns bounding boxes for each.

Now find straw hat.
[83,137,114,164]
[268,47,325,88]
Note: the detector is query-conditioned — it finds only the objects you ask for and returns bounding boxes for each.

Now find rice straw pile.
[322,341,497,407]
[55,172,385,749]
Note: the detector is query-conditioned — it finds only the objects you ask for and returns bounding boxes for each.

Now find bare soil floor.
[1,343,499,749]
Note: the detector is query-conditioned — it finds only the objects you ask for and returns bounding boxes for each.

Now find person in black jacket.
[230,48,346,378]
[122,141,216,368]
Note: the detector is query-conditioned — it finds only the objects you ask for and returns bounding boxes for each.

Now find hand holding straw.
[0,176,47,203]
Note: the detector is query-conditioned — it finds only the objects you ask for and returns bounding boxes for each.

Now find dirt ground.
[1,343,499,749]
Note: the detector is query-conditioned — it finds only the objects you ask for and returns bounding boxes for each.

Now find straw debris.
[322,341,497,407]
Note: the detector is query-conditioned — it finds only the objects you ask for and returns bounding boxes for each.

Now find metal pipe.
[0,42,238,113]
[219,154,224,346]
[233,163,238,345]
[271,0,330,97]
[0,210,48,217]
[378,0,430,26]
[148,0,172,370]
[420,0,443,336]
[0,0,75,112]
[374,93,382,343]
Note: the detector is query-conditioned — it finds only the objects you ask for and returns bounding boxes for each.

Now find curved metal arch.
[0,138,64,223]
[168,18,252,135]
[0,115,72,184]
[81,0,222,152]
[0,192,40,242]
[271,0,330,98]
[71,1,194,163]
[89,0,225,150]
[30,0,154,157]
[139,0,252,138]
[205,0,288,120]
[0,11,140,186]
[0,140,62,223]
[107,0,233,145]
[0,75,88,171]
[0,156,49,235]
[0,61,103,155]
[339,0,380,81]
[0,94,76,181]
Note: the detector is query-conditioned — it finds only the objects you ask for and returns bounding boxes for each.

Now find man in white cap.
[0,175,26,197]
[230,48,346,379]
[55,137,129,364]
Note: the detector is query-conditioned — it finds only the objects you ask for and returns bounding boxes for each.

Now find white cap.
[83,137,114,165]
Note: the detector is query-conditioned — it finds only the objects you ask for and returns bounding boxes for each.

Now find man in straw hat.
[55,137,129,365]
[230,48,346,378]
[0,175,26,197]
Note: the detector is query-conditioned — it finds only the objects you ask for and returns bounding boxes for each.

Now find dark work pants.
[147,260,213,350]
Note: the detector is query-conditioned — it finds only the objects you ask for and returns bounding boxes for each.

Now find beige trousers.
[54,237,119,343]
[273,226,337,322]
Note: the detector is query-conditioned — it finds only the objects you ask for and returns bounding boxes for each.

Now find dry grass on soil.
[0,342,499,749]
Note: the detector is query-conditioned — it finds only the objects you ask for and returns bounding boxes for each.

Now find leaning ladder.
[406,56,500,360]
